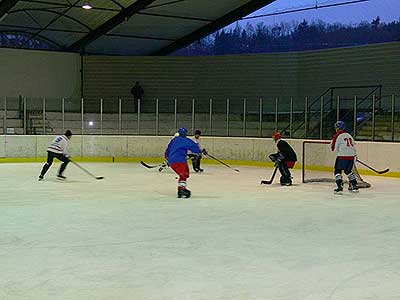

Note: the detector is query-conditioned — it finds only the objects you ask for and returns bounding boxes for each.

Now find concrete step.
[356,135,399,141]
[2,119,23,127]
[0,127,24,134]
[0,111,21,119]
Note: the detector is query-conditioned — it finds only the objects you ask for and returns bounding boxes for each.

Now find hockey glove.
[202,149,208,155]
[268,153,280,162]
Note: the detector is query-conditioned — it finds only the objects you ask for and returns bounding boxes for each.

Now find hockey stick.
[71,160,104,180]
[205,153,240,172]
[356,159,389,174]
[140,161,160,169]
[260,166,278,185]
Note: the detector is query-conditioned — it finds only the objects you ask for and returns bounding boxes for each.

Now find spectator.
[130,81,144,112]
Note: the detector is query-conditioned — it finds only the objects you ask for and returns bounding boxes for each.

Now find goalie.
[269,132,297,186]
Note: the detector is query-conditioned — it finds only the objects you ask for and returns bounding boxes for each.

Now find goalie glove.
[269,152,284,162]
[269,152,285,166]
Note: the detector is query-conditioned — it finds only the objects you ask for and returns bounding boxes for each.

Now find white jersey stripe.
[47,135,69,155]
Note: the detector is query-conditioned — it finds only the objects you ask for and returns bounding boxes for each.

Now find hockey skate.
[57,174,67,180]
[178,188,191,198]
[38,175,44,181]
[280,176,292,186]
[334,186,343,194]
[348,184,359,193]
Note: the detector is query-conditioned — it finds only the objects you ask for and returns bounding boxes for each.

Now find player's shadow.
[45,178,91,184]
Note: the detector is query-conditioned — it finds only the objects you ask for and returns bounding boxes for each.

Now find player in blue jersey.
[165,128,202,198]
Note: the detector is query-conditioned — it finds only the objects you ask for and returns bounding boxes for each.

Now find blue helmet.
[334,121,346,130]
[178,127,188,137]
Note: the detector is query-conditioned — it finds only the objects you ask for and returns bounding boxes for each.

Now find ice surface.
[1,162,400,300]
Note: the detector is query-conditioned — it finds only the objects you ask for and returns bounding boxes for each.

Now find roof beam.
[67,0,158,52]
[151,0,277,56]
[0,0,20,20]
[137,12,212,22]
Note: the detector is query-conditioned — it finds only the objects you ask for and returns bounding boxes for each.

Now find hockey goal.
[302,140,371,188]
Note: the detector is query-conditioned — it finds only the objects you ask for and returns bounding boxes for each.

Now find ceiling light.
[82,2,92,9]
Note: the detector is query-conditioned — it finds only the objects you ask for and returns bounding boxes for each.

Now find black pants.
[40,151,70,177]
[188,154,202,171]
[278,162,292,184]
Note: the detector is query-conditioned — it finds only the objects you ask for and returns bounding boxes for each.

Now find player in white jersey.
[331,121,358,194]
[188,130,207,172]
[39,130,72,181]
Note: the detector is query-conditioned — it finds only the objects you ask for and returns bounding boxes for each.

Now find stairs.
[27,111,54,135]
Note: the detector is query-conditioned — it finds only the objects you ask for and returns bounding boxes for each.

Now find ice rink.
[1,162,400,300]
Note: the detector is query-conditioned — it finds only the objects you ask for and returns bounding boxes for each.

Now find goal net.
[302,140,371,188]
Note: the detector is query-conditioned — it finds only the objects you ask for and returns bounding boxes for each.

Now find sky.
[232,0,400,28]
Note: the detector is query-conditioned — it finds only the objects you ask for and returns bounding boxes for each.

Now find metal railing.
[1,94,399,141]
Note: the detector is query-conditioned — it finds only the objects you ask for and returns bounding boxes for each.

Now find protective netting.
[302,140,371,188]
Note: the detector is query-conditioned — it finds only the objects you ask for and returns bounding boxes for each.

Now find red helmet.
[272,132,282,141]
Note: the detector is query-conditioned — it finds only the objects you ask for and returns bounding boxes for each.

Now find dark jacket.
[131,85,144,99]
[277,140,297,162]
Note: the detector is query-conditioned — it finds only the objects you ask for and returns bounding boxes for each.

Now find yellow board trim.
[1,156,399,178]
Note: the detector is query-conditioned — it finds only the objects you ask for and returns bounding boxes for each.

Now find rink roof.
[0,0,277,55]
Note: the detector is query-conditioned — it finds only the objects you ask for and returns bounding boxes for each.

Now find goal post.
[302,140,371,188]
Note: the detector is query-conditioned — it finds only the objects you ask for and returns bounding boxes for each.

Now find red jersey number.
[344,137,354,147]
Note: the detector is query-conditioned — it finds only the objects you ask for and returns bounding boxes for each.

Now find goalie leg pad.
[278,162,292,185]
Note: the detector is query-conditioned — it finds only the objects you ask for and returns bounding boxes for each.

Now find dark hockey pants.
[188,154,202,171]
[334,158,357,188]
[40,151,70,177]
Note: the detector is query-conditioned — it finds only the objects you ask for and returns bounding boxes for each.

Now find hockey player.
[39,130,72,180]
[188,129,208,172]
[165,127,202,198]
[270,132,297,186]
[331,121,358,194]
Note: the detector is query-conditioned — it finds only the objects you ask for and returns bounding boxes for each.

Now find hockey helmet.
[272,132,282,141]
[334,121,346,130]
[178,127,188,137]
[194,129,202,136]
[65,130,72,138]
